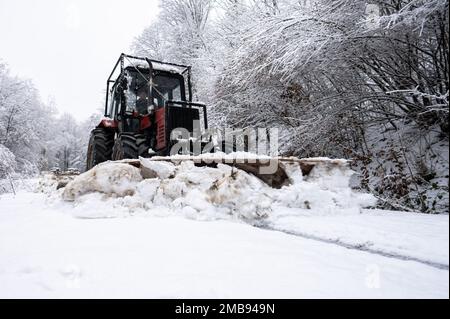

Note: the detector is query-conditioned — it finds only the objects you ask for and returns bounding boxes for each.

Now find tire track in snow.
[258,224,449,271]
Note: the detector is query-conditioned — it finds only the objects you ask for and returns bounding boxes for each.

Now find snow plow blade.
[123,156,350,189]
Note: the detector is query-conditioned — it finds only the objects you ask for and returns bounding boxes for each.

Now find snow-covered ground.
[0,159,448,298]
[267,209,449,268]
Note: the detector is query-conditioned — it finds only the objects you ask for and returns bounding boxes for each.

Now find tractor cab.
[105,55,206,132]
[121,66,186,115]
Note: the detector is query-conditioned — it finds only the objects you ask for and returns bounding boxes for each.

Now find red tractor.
[86,53,210,170]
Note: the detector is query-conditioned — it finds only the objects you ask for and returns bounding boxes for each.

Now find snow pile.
[272,162,376,217]
[60,157,375,222]
[62,163,142,201]
[140,160,176,179]
[36,173,60,194]
[36,173,78,194]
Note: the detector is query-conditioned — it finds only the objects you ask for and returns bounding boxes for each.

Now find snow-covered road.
[0,191,448,298]
[265,209,449,269]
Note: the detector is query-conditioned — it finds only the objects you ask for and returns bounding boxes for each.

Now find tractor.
[86,53,210,170]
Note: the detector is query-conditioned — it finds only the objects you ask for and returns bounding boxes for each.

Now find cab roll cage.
[104,53,197,117]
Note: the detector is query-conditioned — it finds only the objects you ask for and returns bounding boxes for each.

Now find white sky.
[0,0,160,121]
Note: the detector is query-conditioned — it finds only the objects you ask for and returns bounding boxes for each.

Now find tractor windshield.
[152,75,183,108]
[125,70,184,113]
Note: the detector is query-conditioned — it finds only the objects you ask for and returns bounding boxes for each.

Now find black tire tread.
[112,133,148,160]
[86,128,115,170]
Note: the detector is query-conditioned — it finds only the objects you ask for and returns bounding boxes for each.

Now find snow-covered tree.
[131,0,448,213]
[0,144,16,178]
[0,62,99,176]
[132,0,217,102]
[0,63,53,175]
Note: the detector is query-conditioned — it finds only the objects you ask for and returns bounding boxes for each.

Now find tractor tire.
[86,128,115,171]
[112,133,148,160]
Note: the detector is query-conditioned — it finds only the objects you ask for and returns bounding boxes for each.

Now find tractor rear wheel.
[86,128,115,170]
[112,133,148,160]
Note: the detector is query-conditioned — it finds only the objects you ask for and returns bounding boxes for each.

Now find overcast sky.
[0,0,160,121]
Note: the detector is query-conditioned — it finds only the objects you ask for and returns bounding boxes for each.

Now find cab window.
[152,74,184,108]
[125,71,149,114]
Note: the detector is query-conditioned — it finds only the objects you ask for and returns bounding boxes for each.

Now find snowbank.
[61,157,375,221]
[62,162,142,201]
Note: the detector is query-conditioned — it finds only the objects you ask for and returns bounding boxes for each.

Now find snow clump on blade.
[62,162,143,201]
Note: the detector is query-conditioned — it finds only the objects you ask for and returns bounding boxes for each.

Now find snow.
[124,60,186,74]
[151,61,187,74]
[54,158,449,266]
[153,153,349,165]
[0,159,448,298]
[62,162,143,201]
[140,158,176,179]
[267,209,449,267]
[156,151,273,162]
[0,144,16,178]
[0,191,448,299]
[59,158,374,222]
